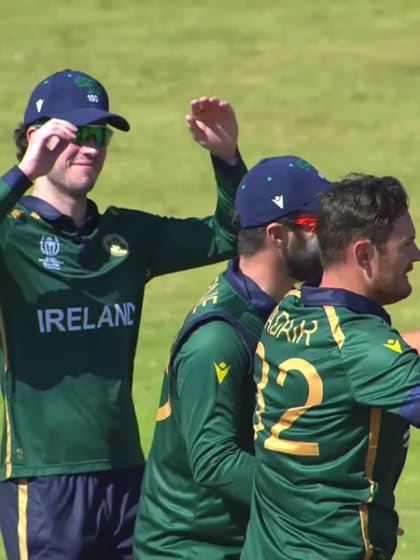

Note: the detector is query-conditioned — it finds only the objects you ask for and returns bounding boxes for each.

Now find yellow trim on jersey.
[359,505,374,559]
[156,400,172,421]
[0,306,12,477]
[0,307,10,372]
[18,480,29,560]
[284,288,301,299]
[4,400,12,478]
[323,305,345,349]
[10,209,23,220]
[30,211,41,221]
[365,408,381,495]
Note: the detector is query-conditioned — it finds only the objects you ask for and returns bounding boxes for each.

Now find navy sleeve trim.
[1,166,33,194]
[399,385,420,427]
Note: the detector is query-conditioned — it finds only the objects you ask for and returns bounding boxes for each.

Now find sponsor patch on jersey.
[214,361,231,384]
[103,234,129,257]
[39,235,64,271]
[383,338,403,354]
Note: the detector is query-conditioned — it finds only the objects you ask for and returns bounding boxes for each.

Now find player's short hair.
[14,119,48,161]
[318,173,409,266]
[236,211,309,257]
[14,122,28,161]
[237,225,266,256]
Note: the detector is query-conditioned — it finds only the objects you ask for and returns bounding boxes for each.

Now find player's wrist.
[2,165,33,192]
[212,148,239,166]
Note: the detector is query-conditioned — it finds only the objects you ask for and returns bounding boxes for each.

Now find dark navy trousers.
[0,465,144,560]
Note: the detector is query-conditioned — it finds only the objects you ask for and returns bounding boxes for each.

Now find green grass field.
[1,0,420,557]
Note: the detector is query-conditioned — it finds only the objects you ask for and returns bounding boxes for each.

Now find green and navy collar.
[301,284,391,325]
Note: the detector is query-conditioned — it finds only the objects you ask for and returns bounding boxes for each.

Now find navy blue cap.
[23,69,130,131]
[235,155,333,228]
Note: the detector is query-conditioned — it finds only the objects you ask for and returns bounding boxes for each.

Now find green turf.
[1,0,420,557]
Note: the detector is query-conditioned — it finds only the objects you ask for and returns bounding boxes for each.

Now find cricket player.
[134,156,333,559]
[0,69,246,560]
[241,173,420,560]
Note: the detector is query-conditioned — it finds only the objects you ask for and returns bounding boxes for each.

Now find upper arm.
[148,214,235,278]
[346,326,420,422]
[172,320,255,492]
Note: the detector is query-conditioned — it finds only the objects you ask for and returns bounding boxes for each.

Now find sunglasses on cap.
[73,125,113,148]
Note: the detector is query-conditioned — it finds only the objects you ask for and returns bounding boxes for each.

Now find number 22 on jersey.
[254,341,324,456]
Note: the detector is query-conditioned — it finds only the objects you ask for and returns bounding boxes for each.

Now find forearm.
[148,152,248,277]
[209,151,247,252]
[190,439,255,504]
[0,166,32,219]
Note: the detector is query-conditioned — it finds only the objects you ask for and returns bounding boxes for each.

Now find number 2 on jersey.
[254,341,324,456]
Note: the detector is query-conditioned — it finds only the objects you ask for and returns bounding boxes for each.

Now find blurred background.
[1,0,420,557]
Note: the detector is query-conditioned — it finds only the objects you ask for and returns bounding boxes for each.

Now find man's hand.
[186,97,238,163]
[18,119,77,181]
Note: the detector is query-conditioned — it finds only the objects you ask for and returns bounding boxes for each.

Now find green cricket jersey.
[134,260,276,559]
[241,285,420,560]
[0,155,246,480]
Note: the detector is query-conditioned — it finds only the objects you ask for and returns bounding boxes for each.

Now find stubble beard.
[284,235,323,284]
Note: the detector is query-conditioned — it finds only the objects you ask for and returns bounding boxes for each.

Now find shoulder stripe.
[323,305,345,349]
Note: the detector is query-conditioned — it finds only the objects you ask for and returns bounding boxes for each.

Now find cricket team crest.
[103,234,129,257]
[39,236,64,271]
[73,75,102,103]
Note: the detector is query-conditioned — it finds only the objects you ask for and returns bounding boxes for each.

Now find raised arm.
[148,98,248,278]
[0,119,76,219]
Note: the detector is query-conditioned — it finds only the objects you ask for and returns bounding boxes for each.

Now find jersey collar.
[224,259,276,316]
[20,195,99,234]
[301,284,391,325]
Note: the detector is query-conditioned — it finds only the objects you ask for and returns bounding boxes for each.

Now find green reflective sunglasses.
[73,125,113,148]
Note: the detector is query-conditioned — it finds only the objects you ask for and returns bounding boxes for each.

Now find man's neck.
[32,182,88,229]
[319,268,367,297]
[238,254,294,303]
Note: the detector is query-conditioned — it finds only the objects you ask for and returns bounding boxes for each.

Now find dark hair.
[236,211,308,257]
[14,119,48,161]
[14,122,28,161]
[318,173,409,266]
[238,226,267,256]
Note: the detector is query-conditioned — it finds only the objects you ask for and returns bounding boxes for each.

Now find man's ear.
[265,222,288,247]
[26,125,39,142]
[354,239,375,270]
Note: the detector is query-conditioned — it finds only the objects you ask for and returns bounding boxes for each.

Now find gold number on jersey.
[264,357,323,456]
[253,341,270,438]
[254,342,324,456]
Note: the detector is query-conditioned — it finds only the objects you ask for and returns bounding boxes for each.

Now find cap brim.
[49,108,130,131]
